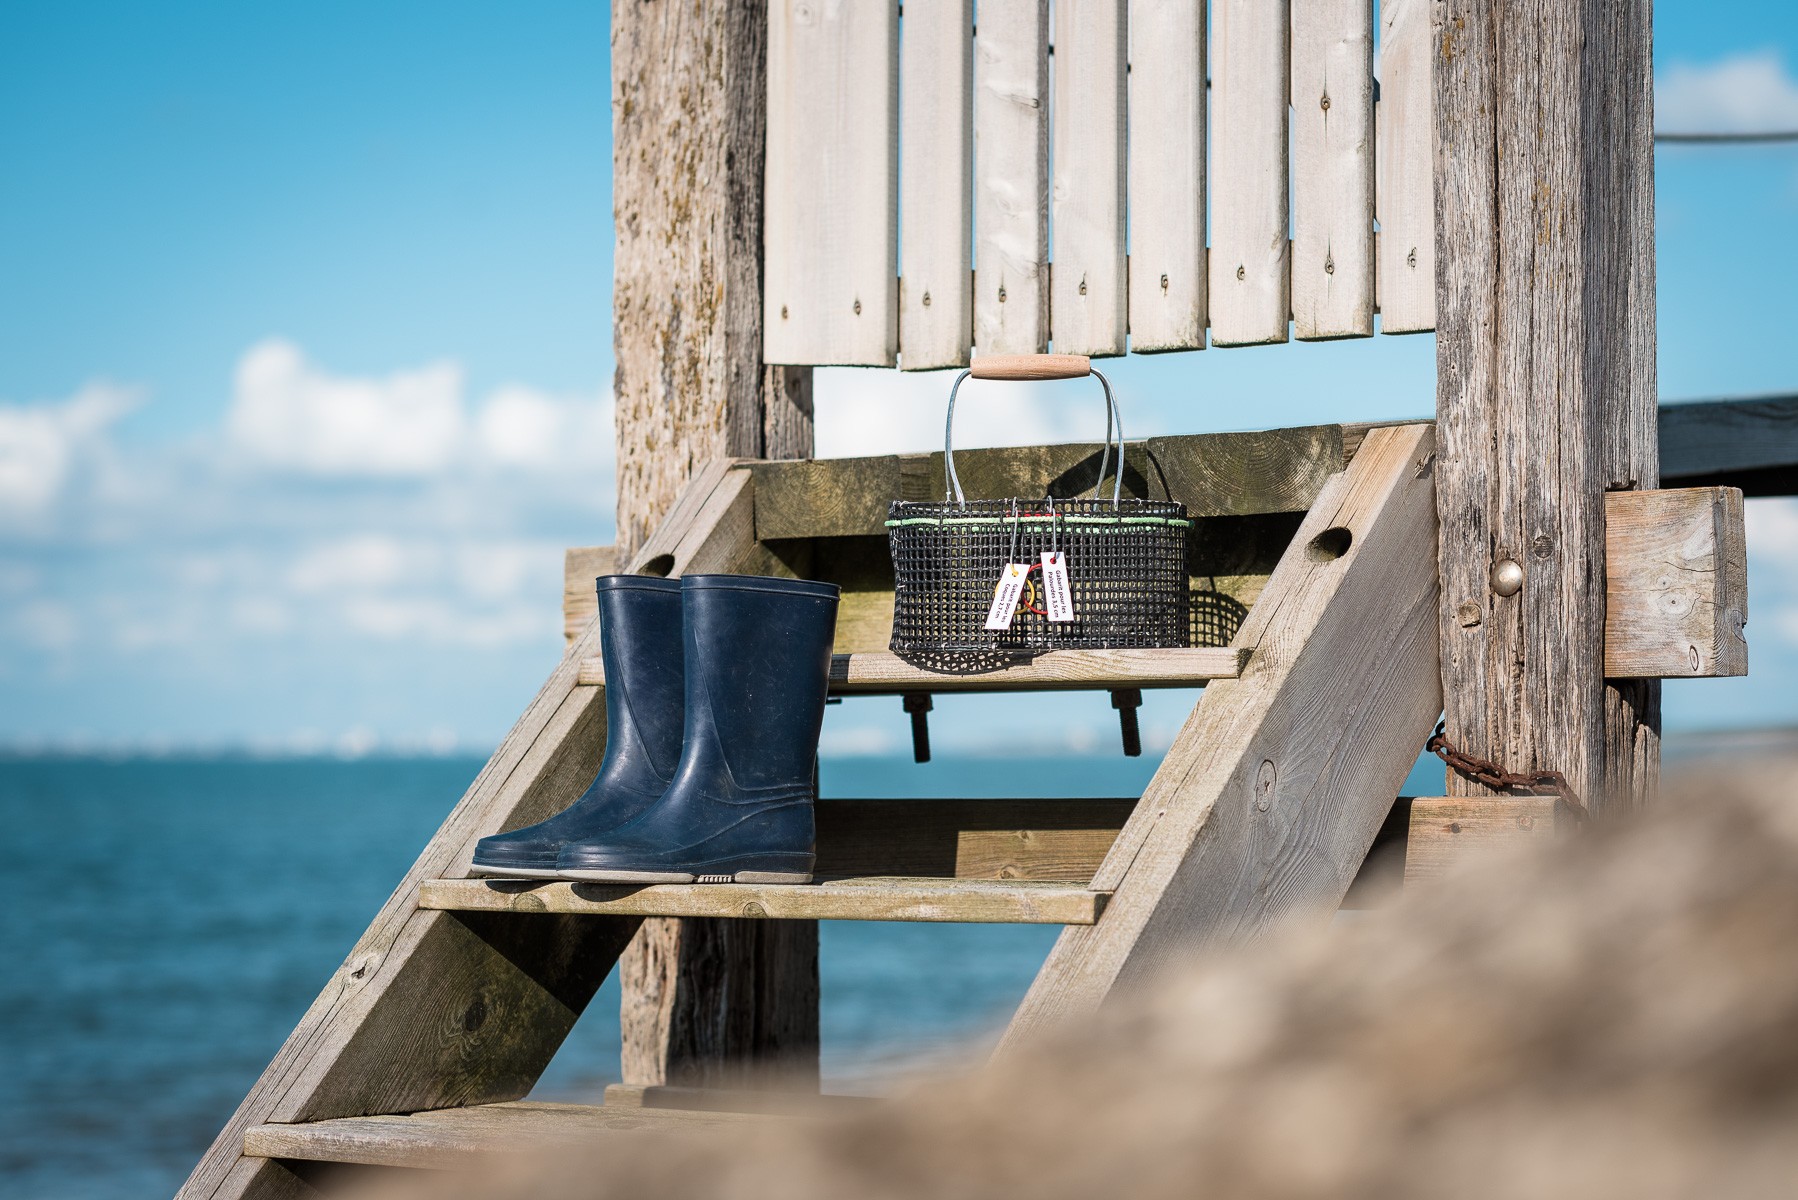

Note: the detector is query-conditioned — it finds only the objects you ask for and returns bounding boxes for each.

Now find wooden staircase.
[180,420,1744,1197]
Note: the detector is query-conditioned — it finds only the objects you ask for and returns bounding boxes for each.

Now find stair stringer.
[180,462,766,1200]
[999,423,1446,1051]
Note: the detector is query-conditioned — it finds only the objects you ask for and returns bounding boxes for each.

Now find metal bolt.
[921,290,932,307]
[853,298,862,315]
[1407,247,1418,269]
[998,285,1007,303]
[1078,278,1087,296]
[1456,600,1482,627]
[1159,273,1169,292]
[1491,558,1525,597]
[780,305,789,320]
[1324,254,1335,276]
[1236,264,1246,281]
[1320,93,1331,111]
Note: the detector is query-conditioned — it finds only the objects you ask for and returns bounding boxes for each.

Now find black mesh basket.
[887,362,1191,656]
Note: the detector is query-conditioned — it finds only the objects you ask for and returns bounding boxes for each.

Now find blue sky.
[2,1,1797,755]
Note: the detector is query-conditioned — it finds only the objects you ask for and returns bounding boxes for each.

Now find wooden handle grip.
[968,354,1092,381]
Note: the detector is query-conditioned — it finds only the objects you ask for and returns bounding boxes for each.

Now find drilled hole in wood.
[1306,527,1353,562]
[639,554,676,578]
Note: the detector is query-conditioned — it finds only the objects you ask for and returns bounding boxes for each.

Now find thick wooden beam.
[1434,0,1659,813]
[1404,795,1560,885]
[613,0,821,1095]
[999,425,1444,1046]
[1604,487,1747,679]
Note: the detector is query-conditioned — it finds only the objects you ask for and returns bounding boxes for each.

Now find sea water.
[2,748,1451,1196]
[0,753,1160,1198]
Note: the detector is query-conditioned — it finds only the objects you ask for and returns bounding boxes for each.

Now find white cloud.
[813,366,1102,459]
[0,383,139,519]
[228,338,467,476]
[225,338,612,478]
[1657,51,1798,134]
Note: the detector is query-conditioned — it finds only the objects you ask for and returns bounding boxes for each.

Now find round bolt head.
[1490,558,1525,597]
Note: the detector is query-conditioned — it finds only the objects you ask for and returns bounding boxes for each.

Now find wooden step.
[574,647,1247,694]
[420,876,1109,924]
[244,1101,760,1170]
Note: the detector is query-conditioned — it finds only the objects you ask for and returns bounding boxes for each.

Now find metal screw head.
[1491,558,1526,597]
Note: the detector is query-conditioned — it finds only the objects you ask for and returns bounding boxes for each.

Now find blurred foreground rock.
[353,752,1798,1200]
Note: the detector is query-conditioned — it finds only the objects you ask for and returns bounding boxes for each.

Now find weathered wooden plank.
[244,1102,759,1171]
[613,0,810,554]
[602,1083,879,1116]
[749,425,1348,539]
[1208,0,1290,346]
[577,647,1242,692]
[1659,395,1798,493]
[1374,0,1435,333]
[627,463,770,579]
[763,0,898,365]
[1049,0,1127,356]
[421,878,1108,926]
[973,0,1050,354]
[1435,0,1659,812]
[1125,0,1206,352]
[562,546,616,644]
[829,647,1246,692]
[1404,796,1560,886]
[1603,487,1747,679]
[899,0,974,369]
[815,797,1134,880]
[1291,0,1375,339]
[1000,424,1443,1047]
[180,620,633,1199]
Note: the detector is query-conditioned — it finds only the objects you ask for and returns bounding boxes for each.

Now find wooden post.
[1433,0,1659,812]
[612,0,819,1089]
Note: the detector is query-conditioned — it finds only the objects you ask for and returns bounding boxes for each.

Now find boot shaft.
[595,576,686,781]
[678,574,839,792]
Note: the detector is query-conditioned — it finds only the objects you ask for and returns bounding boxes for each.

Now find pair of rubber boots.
[472,574,839,884]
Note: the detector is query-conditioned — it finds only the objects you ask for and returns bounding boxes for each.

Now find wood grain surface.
[999,425,1444,1049]
[421,878,1109,926]
[1433,0,1660,812]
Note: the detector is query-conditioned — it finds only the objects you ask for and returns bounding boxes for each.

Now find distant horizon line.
[0,725,1793,765]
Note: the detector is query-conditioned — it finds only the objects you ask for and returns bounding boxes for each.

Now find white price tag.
[984,563,1031,631]
[1040,551,1074,622]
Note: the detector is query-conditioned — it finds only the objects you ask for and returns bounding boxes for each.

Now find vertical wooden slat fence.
[1375,0,1437,333]
[1208,0,1291,346]
[1290,0,1375,339]
[899,0,974,370]
[763,1,899,366]
[761,0,1438,368]
[1124,0,1207,353]
[973,0,1052,357]
[1049,0,1128,357]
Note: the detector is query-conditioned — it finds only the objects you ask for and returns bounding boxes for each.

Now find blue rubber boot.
[558,574,839,884]
[471,576,685,878]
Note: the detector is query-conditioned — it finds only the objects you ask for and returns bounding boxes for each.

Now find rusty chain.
[1425,720,1587,823]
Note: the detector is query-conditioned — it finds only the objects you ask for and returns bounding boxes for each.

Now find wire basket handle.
[944,354,1125,506]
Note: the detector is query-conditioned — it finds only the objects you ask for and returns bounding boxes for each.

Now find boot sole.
[558,867,814,885]
[470,862,565,880]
